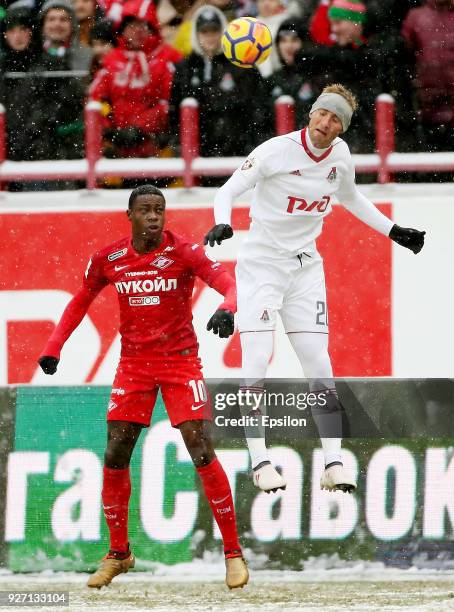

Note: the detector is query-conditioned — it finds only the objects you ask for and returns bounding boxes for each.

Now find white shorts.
[236,237,328,334]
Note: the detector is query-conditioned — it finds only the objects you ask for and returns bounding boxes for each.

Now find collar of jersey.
[301,127,333,163]
[129,230,169,256]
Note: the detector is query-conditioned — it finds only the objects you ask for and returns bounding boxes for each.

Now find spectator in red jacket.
[402,0,454,152]
[89,0,183,159]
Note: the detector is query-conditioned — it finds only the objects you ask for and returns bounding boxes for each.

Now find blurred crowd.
[0,0,453,188]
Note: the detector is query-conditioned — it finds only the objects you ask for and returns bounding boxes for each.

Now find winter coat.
[89,42,181,131]
[402,0,454,126]
[168,6,267,157]
[88,1,182,156]
[0,47,85,161]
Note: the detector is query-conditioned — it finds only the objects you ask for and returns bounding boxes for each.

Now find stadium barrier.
[1,94,454,189]
[2,384,454,572]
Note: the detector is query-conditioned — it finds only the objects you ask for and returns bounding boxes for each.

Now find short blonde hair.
[322,84,358,113]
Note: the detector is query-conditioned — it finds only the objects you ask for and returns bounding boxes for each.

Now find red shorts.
[107,353,212,427]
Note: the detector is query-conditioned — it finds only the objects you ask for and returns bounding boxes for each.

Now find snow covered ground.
[1,556,454,612]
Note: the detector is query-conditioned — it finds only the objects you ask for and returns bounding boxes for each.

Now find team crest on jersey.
[151,255,174,269]
[290,169,302,176]
[260,309,270,322]
[107,248,127,261]
[326,167,337,183]
[241,157,255,171]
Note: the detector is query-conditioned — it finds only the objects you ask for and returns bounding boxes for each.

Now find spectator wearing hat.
[0,7,38,169]
[169,4,266,166]
[0,7,37,72]
[171,0,236,58]
[39,0,92,70]
[327,0,367,47]
[88,0,183,160]
[0,5,84,174]
[265,18,316,136]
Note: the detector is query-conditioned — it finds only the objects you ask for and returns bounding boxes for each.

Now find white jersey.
[214,128,393,256]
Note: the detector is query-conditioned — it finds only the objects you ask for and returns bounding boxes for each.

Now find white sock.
[246,438,270,470]
[240,331,274,469]
[320,438,342,466]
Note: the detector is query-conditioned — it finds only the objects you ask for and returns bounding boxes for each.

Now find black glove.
[105,127,147,148]
[204,224,233,247]
[389,224,426,254]
[38,356,59,375]
[207,309,234,338]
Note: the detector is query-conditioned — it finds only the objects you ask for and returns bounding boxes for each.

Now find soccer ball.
[222,17,272,69]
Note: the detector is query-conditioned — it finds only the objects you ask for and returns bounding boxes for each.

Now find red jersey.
[41,231,236,360]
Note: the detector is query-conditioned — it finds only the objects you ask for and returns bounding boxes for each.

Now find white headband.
[309,93,353,132]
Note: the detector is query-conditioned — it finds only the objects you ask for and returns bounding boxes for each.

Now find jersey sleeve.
[184,243,236,312]
[337,152,394,236]
[83,252,109,292]
[39,253,107,359]
[214,137,287,225]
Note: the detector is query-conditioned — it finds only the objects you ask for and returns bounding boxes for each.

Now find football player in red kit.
[38,185,248,590]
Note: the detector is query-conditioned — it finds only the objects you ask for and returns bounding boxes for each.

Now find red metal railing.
[180,98,200,188]
[0,95,453,189]
[0,104,5,191]
[375,94,395,184]
[275,95,296,136]
[84,101,103,191]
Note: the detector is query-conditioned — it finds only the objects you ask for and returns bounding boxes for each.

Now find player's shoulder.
[331,136,351,159]
[248,134,292,165]
[166,231,218,268]
[164,230,200,257]
[92,236,130,265]
[282,129,305,146]
[260,133,295,152]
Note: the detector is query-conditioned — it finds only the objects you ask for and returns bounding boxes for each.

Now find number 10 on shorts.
[189,379,208,404]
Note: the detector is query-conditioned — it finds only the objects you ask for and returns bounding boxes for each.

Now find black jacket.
[169,51,267,157]
[0,50,85,161]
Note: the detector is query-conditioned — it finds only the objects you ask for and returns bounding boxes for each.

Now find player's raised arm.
[204,146,268,247]
[337,156,426,254]
[38,256,107,375]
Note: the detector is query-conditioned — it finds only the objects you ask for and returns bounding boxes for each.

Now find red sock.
[102,466,131,553]
[196,457,241,554]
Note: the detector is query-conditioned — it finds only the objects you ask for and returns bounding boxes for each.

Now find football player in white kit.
[205,84,425,494]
